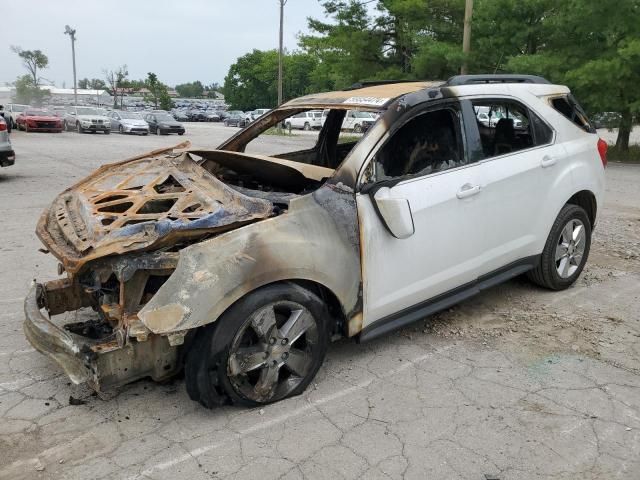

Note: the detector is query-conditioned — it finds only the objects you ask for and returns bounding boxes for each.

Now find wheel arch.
[566,190,597,227]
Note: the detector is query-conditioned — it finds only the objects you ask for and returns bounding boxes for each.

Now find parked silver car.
[109,111,149,135]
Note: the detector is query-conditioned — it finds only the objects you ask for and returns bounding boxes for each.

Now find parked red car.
[16,109,63,133]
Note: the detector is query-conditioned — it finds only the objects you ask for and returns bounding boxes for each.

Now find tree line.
[222,0,640,150]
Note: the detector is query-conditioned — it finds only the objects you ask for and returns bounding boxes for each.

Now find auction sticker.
[344,96,390,106]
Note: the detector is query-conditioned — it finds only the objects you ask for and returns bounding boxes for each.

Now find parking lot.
[1,124,639,479]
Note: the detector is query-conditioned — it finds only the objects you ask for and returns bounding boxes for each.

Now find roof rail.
[446,74,551,86]
[344,80,420,91]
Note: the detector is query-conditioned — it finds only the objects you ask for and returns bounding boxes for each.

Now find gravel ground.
[1,123,639,480]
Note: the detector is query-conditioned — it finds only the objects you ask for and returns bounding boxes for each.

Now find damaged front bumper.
[24,284,91,384]
[24,281,180,391]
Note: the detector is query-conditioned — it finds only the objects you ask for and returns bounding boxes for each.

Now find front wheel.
[528,204,592,290]
[76,123,83,133]
[185,283,330,408]
[303,122,311,131]
[156,127,162,135]
[353,124,363,133]
[119,125,124,134]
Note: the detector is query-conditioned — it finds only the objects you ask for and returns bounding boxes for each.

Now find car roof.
[283,81,442,109]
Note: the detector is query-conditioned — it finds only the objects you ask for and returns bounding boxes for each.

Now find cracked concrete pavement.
[1,124,639,479]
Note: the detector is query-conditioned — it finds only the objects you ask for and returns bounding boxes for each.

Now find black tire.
[353,124,363,133]
[156,127,162,136]
[285,122,292,130]
[76,122,83,134]
[185,282,330,408]
[119,125,124,134]
[528,204,592,290]
[104,130,110,135]
[303,122,311,131]
[178,132,184,135]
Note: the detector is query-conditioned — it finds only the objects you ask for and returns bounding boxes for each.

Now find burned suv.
[25,75,605,407]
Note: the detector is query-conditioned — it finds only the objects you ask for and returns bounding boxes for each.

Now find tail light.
[0,122,6,131]
[597,138,608,168]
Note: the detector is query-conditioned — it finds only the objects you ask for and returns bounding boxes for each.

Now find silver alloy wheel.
[227,300,318,403]
[555,218,586,278]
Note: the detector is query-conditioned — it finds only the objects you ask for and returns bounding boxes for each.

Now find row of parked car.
[3,104,186,136]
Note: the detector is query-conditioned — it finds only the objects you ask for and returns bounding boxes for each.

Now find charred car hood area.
[38,145,333,274]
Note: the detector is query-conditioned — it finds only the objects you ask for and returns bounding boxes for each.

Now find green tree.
[223,50,319,110]
[145,73,173,110]
[78,78,107,90]
[10,46,49,86]
[505,0,640,150]
[175,81,205,98]
[12,74,50,106]
[103,65,129,108]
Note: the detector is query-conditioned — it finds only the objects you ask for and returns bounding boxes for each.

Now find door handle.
[541,155,557,168]
[456,183,481,199]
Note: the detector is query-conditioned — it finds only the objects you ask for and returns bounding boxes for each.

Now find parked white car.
[64,106,112,134]
[5,104,29,129]
[342,110,377,132]
[0,117,15,168]
[285,110,322,130]
[25,75,606,409]
[250,108,271,121]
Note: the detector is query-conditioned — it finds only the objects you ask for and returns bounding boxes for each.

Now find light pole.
[277,0,287,107]
[461,0,473,75]
[64,25,78,106]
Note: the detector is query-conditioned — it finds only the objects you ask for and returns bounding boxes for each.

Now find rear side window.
[472,100,553,159]
[551,96,595,133]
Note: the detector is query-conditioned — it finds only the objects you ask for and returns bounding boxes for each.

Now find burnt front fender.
[138,184,362,335]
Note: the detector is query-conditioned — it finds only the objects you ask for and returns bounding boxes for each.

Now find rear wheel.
[303,122,311,131]
[185,283,330,408]
[528,204,591,290]
[353,124,363,133]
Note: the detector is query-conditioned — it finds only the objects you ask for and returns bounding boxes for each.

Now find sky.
[2,0,329,88]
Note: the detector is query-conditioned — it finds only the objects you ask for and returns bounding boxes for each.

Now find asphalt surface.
[1,123,639,480]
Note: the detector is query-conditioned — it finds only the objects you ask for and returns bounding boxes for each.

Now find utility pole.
[64,25,78,106]
[461,0,473,75]
[278,0,287,107]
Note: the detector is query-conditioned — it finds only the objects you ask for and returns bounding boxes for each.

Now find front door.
[357,104,485,328]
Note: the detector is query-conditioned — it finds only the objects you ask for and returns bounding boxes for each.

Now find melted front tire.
[185,282,330,408]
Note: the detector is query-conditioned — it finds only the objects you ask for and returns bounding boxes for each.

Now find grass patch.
[607,145,640,163]
[262,127,297,137]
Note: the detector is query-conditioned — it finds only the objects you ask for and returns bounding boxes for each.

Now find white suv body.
[285,110,322,130]
[25,75,606,407]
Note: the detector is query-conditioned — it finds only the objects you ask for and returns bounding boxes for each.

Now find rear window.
[551,95,595,133]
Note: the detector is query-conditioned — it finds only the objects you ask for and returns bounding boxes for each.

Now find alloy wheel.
[227,300,319,403]
[555,219,586,278]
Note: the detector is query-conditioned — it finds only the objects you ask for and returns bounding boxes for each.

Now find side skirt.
[358,255,540,343]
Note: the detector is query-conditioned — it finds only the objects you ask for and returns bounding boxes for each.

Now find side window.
[551,96,594,133]
[374,107,465,180]
[472,100,549,158]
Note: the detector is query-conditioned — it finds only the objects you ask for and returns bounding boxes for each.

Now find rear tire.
[528,204,591,290]
[353,124,363,133]
[185,283,330,408]
[303,122,311,131]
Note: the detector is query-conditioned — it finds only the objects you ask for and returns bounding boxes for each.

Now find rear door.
[462,97,561,274]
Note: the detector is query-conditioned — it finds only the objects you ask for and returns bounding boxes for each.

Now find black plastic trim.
[358,255,540,342]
